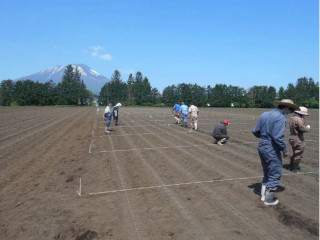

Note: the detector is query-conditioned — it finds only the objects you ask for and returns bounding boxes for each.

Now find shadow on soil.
[75,230,98,240]
[248,183,318,237]
[275,206,319,236]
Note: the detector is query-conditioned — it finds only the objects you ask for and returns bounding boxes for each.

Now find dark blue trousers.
[258,139,282,190]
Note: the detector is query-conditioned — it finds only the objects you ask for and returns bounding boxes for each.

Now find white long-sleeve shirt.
[104,106,111,113]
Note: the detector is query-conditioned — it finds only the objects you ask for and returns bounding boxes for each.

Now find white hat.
[273,99,299,111]
[295,106,309,116]
[115,103,122,107]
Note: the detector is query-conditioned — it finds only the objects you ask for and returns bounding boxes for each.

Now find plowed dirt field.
[0,106,318,240]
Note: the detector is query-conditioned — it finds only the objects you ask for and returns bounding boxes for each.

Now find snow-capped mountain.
[16,64,109,94]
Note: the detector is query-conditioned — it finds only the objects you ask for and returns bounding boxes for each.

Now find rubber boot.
[220,138,227,144]
[264,189,279,206]
[261,183,266,201]
[292,161,300,173]
[289,158,293,171]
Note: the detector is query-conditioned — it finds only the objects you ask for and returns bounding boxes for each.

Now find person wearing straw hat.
[113,103,122,126]
[212,119,230,145]
[288,106,310,173]
[252,99,299,206]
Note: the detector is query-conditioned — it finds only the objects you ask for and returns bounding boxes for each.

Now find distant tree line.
[98,70,161,106]
[1,66,318,108]
[0,65,94,106]
[99,70,318,108]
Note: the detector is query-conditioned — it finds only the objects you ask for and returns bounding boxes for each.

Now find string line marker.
[77,178,82,196]
[88,171,318,196]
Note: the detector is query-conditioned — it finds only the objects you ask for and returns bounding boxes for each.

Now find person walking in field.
[113,103,122,126]
[179,102,189,128]
[188,103,199,132]
[212,119,230,145]
[104,103,113,134]
[252,99,299,206]
[288,106,311,173]
[172,103,181,124]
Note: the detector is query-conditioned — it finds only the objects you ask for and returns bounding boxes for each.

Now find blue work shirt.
[173,104,180,113]
[252,109,288,153]
[180,104,188,116]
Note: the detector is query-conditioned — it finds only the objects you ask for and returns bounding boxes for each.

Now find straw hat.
[295,106,309,116]
[273,99,299,110]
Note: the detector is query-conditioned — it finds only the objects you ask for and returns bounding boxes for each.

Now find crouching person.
[104,103,112,134]
[212,119,230,145]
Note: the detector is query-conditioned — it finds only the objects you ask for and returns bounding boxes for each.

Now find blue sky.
[0,0,318,92]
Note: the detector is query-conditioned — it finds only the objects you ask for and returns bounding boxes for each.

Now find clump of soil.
[76,230,98,240]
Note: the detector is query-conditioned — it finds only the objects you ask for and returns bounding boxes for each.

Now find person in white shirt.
[104,103,112,133]
[188,103,199,132]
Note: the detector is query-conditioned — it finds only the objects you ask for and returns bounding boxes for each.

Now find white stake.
[77,178,82,196]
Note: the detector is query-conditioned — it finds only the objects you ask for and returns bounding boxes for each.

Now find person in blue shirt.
[252,99,299,206]
[172,103,181,124]
[179,102,189,128]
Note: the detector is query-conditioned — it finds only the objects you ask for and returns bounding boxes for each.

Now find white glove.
[306,125,310,129]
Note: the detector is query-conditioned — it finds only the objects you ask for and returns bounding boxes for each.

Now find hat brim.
[273,101,299,111]
[295,110,309,116]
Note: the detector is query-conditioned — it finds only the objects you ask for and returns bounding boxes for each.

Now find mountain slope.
[16,64,109,94]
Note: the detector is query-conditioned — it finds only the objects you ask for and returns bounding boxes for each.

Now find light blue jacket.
[252,109,288,153]
[180,104,188,116]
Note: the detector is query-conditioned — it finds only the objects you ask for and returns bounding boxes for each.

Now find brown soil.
[0,106,318,239]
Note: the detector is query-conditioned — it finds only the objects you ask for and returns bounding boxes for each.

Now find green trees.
[277,86,285,100]
[99,71,155,106]
[14,80,37,105]
[162,85,179,106]
[0,69,318,108]
[0,79,15,106]
[150,87,161,105]
[247,86,277,108]
[284,77,319,108]
[98,70,127,105]
[56,65,90,105]
[0,64,91,106]
[126,73,135,105]
[207,84,247,107]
